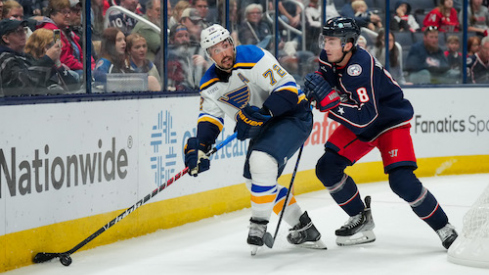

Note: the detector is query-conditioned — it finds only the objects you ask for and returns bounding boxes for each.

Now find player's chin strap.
[336,42,357,65]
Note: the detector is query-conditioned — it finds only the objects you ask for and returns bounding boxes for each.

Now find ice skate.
[247,218,268,256]
[287,211,327,250]
[436,223,458,249]
[335,196,376,246]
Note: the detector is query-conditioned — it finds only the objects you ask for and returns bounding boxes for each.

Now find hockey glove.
[304,72,341,112]
[235,105,271,141]
[184,137,210,177]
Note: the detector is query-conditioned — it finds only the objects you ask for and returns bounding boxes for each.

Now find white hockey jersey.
[197,45,306,144]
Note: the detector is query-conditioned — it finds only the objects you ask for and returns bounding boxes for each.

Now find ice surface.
[5,174,489,275]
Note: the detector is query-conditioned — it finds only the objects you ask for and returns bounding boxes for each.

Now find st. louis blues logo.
[219,85,250,109]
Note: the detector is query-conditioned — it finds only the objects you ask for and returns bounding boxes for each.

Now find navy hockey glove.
[184,137,210,177]
[304,72,341,112]
[235,105,271,141]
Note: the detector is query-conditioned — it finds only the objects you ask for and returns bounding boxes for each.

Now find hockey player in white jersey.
[184,24,325,255]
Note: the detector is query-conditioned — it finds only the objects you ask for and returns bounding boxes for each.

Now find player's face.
[323,37,346,63]
[208,39,235,70]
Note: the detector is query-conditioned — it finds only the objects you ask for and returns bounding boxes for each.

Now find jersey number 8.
[356,87,370,103]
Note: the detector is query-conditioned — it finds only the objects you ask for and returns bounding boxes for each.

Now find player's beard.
[219,56,234,71]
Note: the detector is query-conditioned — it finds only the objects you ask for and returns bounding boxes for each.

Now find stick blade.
[33,252,59,263]
[263,232,274,248]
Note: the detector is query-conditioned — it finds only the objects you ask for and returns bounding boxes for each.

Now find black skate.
[335,196,376,246]
[436,223,458,249]
[247,218,268,256]
[287,211,327,250]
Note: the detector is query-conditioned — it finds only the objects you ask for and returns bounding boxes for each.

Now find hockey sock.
[316,151,365,216]
[247,151,280,221]
[327,174,365,216]
[389,167,449,231]
[272,185,303,227]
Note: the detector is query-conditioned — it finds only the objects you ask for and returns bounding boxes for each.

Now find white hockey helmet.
[200,24,235,55]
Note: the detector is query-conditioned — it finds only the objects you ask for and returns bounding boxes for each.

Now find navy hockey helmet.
[322,17,361,46]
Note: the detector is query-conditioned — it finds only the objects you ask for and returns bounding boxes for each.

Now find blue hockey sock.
[389,167,448,231]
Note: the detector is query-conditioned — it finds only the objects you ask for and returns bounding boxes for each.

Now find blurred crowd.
[1,0,489,96]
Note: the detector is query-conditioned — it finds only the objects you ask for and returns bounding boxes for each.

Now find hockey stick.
[33,133,237,266]
[263,143,305,248]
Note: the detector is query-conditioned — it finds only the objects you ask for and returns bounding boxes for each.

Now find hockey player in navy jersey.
[303,17,458,249]
[184,24,324,255]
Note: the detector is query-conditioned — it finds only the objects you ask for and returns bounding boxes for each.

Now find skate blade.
[294,239,328,250]
[250,245,260,256]
[336,230,376,246]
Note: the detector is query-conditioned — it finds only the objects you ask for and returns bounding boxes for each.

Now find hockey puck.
[59,255,72,266]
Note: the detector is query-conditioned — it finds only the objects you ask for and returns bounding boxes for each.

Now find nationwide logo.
[0,138,129,199]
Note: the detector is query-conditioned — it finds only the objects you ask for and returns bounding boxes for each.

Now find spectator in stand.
[125,33,161,85]
[423,0,460,33]
[94,28,130,81]
[0,1,3,20]
[218,0,239,45]
[91,0,106,40]
[68,0,82,46]
[390,1,420,32]
[277,0,301,29]
[94,27,161,92]
[157,23,193,91]
[193,0,214,24]
[405,26,456,84]
[180,7,205,43]
[238,3,272,49]
[444,35,463,72]
[351,0,382,31]
[467,36,489,83]
[131,0,161,60]
[16,0,42,17]
[2,0,23,20]
[24,28,80,90]
[38,0,84,76]
[305,0,340,54]
[370,29,409,85]
[340,0,382,30]
[107,0,141,35]
[0,19,66,95]
[468,35,482,55]
[69,0,96,70]
[357,34,367,49]
[460,0,489,36]
[169,0,190,28]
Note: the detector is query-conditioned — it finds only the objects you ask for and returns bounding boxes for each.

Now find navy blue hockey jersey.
[317,47,414,141]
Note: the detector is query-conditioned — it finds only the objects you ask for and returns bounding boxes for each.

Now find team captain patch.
[347,64,362,76]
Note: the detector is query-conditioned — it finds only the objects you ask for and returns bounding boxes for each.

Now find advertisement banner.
[1,87,488,235]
